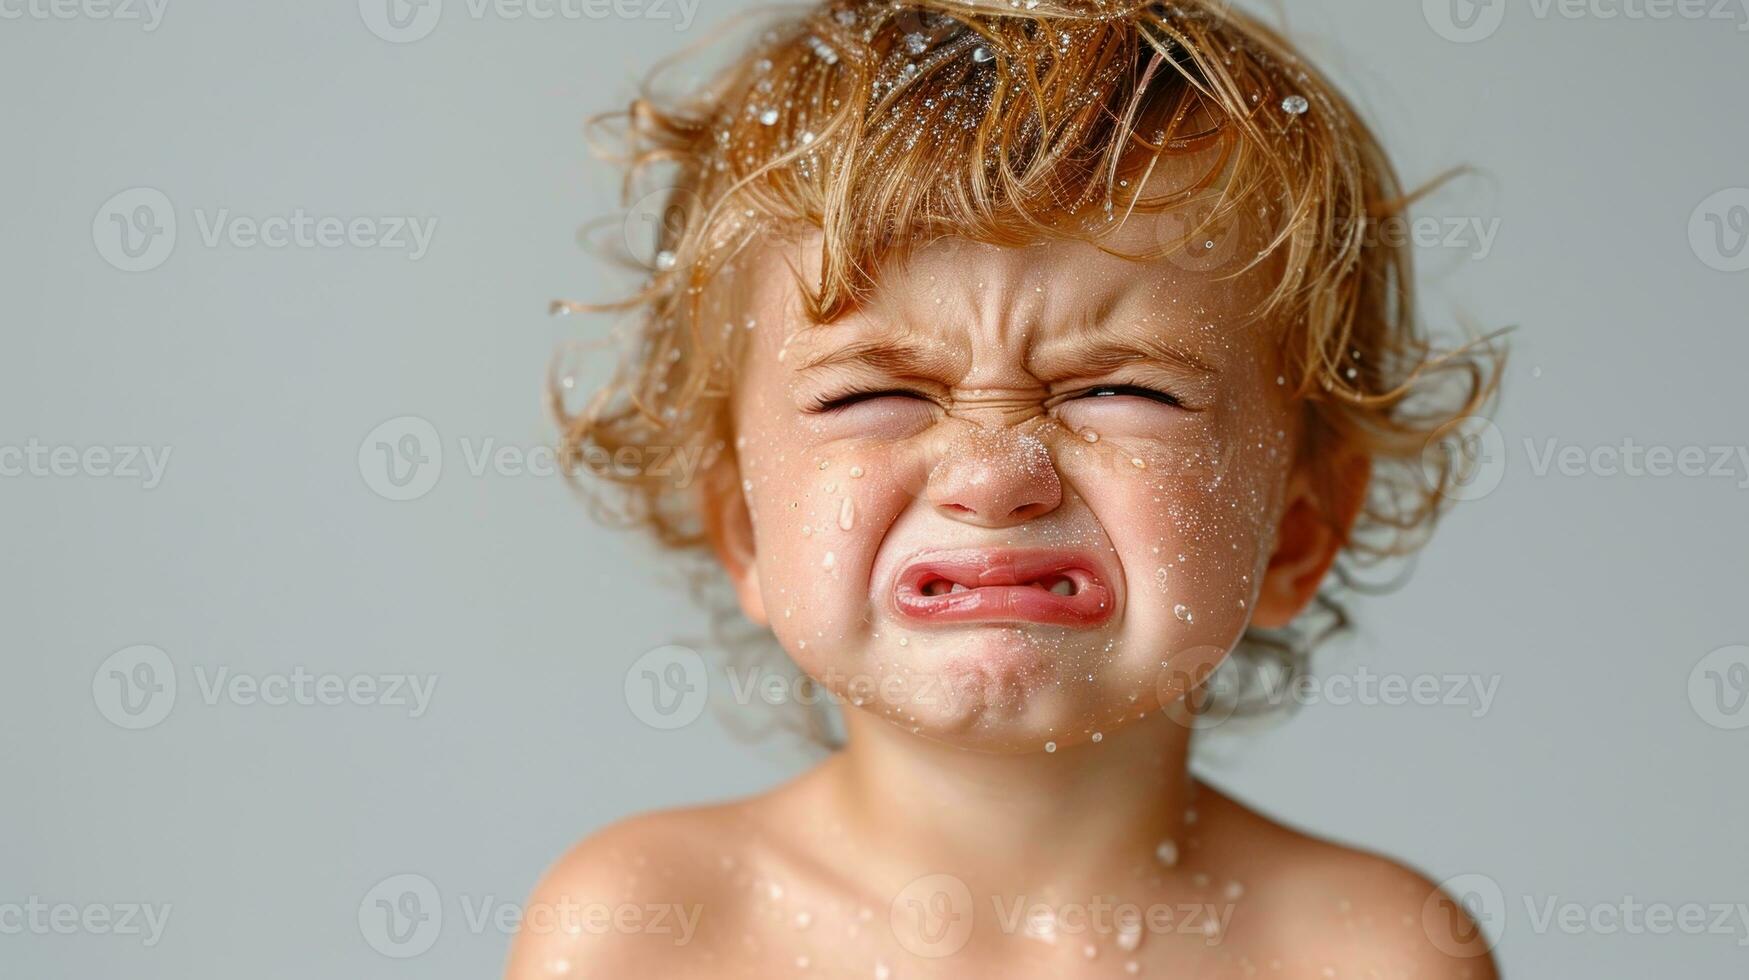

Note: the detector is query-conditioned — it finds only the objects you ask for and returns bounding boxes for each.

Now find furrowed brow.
[1030,320,1219,378]
[795,335,961,378]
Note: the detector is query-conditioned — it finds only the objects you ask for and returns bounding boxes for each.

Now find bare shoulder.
[502,800,756,980]
[504,772,837,980]
[1197,782,1500,980]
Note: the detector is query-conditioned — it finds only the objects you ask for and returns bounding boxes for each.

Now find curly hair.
[550,0,1504,737]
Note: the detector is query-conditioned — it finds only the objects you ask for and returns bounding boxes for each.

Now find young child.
[514,1,1502,976]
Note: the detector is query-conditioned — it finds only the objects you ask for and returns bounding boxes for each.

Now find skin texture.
[507,184,1497,979]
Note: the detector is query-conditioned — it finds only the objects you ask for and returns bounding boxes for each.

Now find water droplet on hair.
[1282,94,1310,116]
[758,108,779,126]
[654,250,677,271]
[971,44,994,63]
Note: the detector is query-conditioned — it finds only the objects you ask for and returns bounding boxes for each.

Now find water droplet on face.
[1282,94,1310,116]
[1154,567,1169,589]
[1044,741,1057,753]
[874,963,891,980]
[1224,880,1246,901]
[1173,604,1192,622]
[1082,430,1100,443]
[1083,943,1098,959]
[1091,732,1103,742]
[795,911,812,928]
[838,497,855,530]
[822,551,836,570]
[849,465,864,478]
[897,636,908,647]
[1155,839,1179,866]
[1131,457,1146,469]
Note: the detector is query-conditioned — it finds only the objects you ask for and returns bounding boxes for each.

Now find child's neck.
[823,710,1198,896]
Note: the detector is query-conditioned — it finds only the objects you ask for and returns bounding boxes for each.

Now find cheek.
[740,429,930,670]
[1062,404,1290,669]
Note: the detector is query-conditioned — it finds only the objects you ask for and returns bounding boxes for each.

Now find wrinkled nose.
[925,425,1063,528]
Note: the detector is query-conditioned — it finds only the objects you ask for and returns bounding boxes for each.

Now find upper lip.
[889,547,1120,626]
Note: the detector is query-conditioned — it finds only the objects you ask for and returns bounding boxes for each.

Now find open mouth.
[892,549,1117,627]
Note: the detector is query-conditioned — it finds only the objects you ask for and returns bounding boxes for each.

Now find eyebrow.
[793,307,1219,380]
[794,332,963,378]
[1028,310,1220,378]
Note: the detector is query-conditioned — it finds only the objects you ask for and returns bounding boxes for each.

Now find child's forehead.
[746,214,1283,367]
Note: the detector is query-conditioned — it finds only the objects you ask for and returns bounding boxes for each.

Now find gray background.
[3,0,1746,976]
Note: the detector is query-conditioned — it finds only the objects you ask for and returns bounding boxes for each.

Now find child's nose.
[924,424,1063,528]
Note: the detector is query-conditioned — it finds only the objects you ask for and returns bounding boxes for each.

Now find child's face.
[717,207,1328,752]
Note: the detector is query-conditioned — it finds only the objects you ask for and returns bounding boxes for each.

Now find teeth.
[949,583,968,593]
[1047,577,1076,596]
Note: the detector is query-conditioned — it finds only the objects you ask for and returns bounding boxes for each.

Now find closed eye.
[1071,384,1184,408]
[810,388,934,413]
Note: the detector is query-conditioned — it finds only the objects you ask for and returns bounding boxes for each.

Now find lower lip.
[892,568,1115,628]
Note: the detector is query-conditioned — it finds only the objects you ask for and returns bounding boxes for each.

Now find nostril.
[1008,502,1048,521]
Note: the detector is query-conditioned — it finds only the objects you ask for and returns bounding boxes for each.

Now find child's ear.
[1251,452,1371,629]
[698,457,769,628]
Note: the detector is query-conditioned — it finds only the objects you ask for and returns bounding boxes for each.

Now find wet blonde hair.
[552,0,1502,733]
